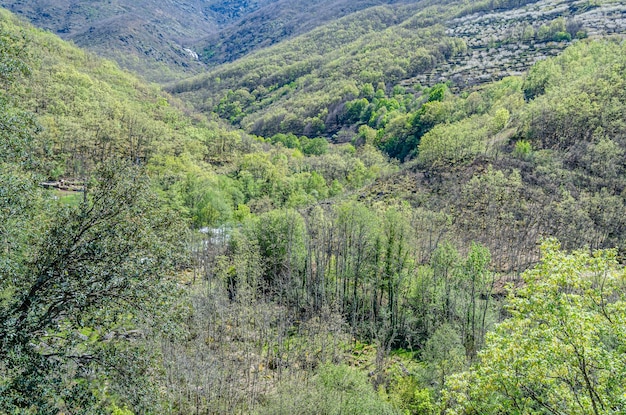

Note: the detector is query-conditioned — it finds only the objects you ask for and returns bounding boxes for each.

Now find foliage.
[257,364,399,415]
[245,208,307,299]
[387,375,436,415]
[513,139,532,160]
[5,3,626,414]
[443,240,626,414]
[0,162,187,414]
[0,22,187,413]
[417,115,489,168]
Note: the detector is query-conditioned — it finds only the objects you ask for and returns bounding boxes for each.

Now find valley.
[2,0,626,414]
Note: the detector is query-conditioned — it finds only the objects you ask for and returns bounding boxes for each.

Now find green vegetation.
[443,240,626,414]
[167,0,607,148]
[0,20,185,412]
[3,1,626,414]
[168,2,470,138]
[0,162,186,414]
[258,364,398,415]
[1,8,392,230]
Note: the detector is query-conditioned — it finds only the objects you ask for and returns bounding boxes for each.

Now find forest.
[2,1,626,414]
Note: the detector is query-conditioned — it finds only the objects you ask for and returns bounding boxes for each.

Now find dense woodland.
[168,0,607,141]
[2,1,626,414]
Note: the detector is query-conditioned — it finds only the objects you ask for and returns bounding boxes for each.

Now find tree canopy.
[443,240,626,415]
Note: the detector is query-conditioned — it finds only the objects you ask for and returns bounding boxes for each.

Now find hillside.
[169,0,626,139]
[192,0,410,66]
[0,0,280,81]
[163,36,626,413]
[168,0,464,135]
[0,0,431,80]
[0,7,400,412]
[411,0,626,88]
[363,38,626,267]
[4,2,626,415]
[0,5,393,224]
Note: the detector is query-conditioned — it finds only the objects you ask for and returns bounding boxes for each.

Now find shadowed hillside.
[192,0,410,66]
[0,0,279,81]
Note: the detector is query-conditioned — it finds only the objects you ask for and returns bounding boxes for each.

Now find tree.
[417,115,488,169]
[0,161,186,414]
[245,208,307,302]
[422,323,466,393]
[443,240,626,415]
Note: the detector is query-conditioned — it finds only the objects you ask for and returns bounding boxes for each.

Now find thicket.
[0,20,186,413]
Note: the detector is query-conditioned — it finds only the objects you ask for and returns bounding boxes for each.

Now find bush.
[256,364,398,415]
[513,139,532,160]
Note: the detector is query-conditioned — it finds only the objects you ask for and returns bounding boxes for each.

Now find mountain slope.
[168,0,466,136]
[362,38,626,267]
[0,0,279,81]
[192,0,411,66]
[0,6,394,222]
[0,0,420,80]
[169,0,626,140]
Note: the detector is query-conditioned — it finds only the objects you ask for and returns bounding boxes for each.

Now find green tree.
[257,364,398,415]
[0,162,186,414]
[417,115,488,169]
[245,208,307,301]
[422,324,466,392]
[443,240,626,415]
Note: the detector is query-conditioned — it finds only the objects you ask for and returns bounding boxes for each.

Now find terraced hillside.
[168,0,626,140]
[409,0,626,89]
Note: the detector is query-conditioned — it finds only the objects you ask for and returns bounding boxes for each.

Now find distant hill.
[191,0,410,66]
[168,0,626,139]
[0,0,419,80]
[0,0,279,81]
[5,0,625,87]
